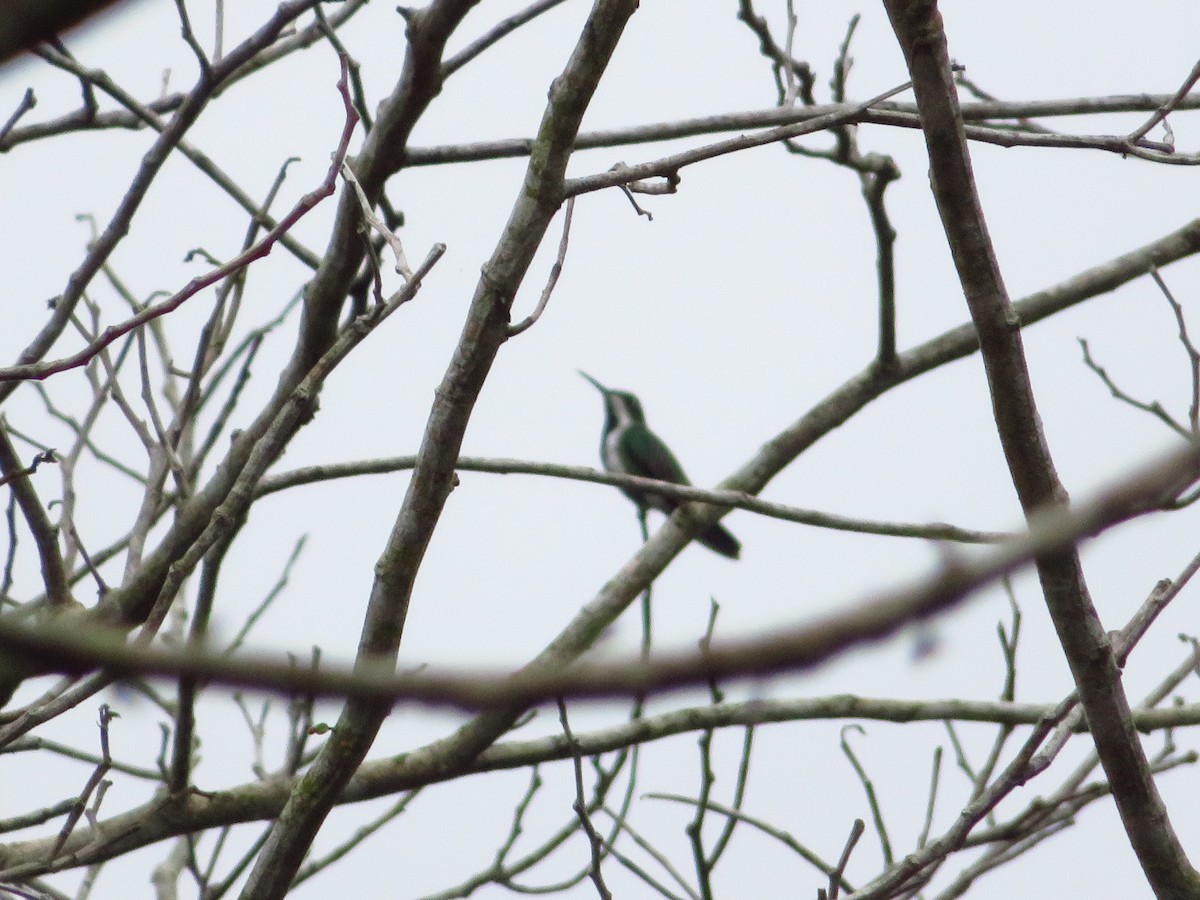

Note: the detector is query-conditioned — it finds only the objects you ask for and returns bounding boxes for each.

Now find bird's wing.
[622,424,691,486]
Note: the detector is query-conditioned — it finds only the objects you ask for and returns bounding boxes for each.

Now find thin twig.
[0,425,70,607]
[1079,337,1189,439]
[442,0,572,77]
[0,1,327,409]
[341,161,412,279]
[1127,56,1200,144]
[509,197,575,336]
[0,88,36,143]
[258,456,1012,544]
[916,748,943,849]
[224,535,308,654]
[563,80,916,198]
[0,55,360,385]
[828,819,865,900]
[557,699,612,900]
[47,705,117,861]
[840,725,893,866]
[647,792,850,891]
[1149,266,1200,434]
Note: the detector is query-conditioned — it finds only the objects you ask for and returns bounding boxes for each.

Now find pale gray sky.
[2,2,1199,897]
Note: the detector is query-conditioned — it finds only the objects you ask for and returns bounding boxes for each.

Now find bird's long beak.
[578,370,608,395]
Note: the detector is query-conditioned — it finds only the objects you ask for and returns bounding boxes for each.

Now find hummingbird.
[580,371,740,559]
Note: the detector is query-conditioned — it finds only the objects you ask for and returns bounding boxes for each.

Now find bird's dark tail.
[698,522,740,560]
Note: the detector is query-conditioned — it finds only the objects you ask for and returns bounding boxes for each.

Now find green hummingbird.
[580,371,740,559]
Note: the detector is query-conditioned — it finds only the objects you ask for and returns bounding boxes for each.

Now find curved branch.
[0,507,1197,879]
[0,440,1190,716]
[258,456,1010,543]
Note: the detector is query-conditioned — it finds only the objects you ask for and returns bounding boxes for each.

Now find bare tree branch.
[882,2,1200,894]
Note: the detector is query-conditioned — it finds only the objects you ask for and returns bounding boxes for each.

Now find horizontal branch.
[258,456,1011,544]
[2,670,1198,875]
[476,695,1200,776]
[0,440,1193,711]
[399,93,1198,167]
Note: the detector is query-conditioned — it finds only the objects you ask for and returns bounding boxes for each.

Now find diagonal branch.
[0,0,326,409]
[441,0,571,77]
[0,56,357,384]
[0,416,1195,879]
[0,429,70,607]
[881,2,1200,896]
[236,1,639,897]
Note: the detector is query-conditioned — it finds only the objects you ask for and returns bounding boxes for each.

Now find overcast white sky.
[3,2,1200,898]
